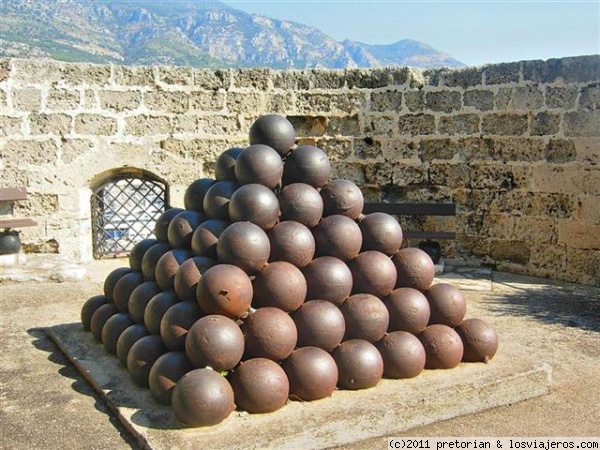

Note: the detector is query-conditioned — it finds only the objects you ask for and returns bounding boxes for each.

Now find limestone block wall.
[1,56,598,285]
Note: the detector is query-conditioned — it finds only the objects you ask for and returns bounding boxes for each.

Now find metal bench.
[0,187,38,229]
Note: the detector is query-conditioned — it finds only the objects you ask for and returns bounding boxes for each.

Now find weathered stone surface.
[494,88,513,110]
[419,138,457,161]
[266,92,294,113]
[574,138,600,165]
[392,162,427,186]
[74,114,117,136]
[354,138,383,161]
[124,115,172,136]
[363,114,396,135]
[398,114,435,136]
[438,114,480,135]
[157,66,193,87]
[531,112,560,136]
[425,90,462,113]
[60,139,95,164]
[381,139,419,161]
[226,91,264,114]
[544,139,577,163]
[100,90,142,112]
[329,115,361,135]
[371,90,403,112]
[0,58,9,82]
[582,168,600,195]
[436,66,483,88]
[576,195,600,223]
[579,83,600,110]
[12,88,42,111]
[492,138,544,163]
[545,86,578,109]
[489,240,530,264]
[46,88,81,111]
[232,68,272,90]
[272,70,310,90]
[523,55,600,83]
[564,111,600,137]
[193,69,230,90]
[429,162,469,187]
[463,89,494,111]
[511,86,544,109]
[296,92,364,114]
[0,116,23,137]
[481,114,528,136]
[189,91,226,111]
[113,65,155,87]
[2,139,59,165]
[145,90,189,113]
[484,62,520,85]
[317,138,353,162]
[405,90,425,111]
[29,113,72,136]
[559,221,600,249]
[531,165,583,194]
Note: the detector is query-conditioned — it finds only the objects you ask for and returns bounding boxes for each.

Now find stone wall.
[1,56,598,285]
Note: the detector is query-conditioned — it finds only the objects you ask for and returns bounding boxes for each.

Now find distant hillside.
[0,0,465,69]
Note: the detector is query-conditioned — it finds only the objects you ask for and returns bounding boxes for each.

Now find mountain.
[0,0,465,69]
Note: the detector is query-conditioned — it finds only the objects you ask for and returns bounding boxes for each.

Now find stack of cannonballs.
[81,114,498,428]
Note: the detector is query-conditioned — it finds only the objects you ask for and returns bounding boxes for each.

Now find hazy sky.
[222,1,600,66]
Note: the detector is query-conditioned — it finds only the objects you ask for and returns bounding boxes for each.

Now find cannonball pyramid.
[81,114,499,428]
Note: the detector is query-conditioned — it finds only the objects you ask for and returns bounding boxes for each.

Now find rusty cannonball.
[144,290,180,335]
[113,271,145,313]
[278,183,323,228]
[234,144,284,189]
[249,114,295,157]
[90,303,119,342]
[283,145,331,188]
[384,287,431,334]
[116,323,149,367]
[349,250,397,297]
[375,331,426,379]
[196,264,253,319]
[81,294,108,331]
[148,351,193,406]
[229,184,280,230]
[332,339,384,390]
[174,256,216,302]
[320,179,364,220]
[268,221,315,269]
[185,315,245,371]
[359,212,403,256]
[217,222,270,275]
[392,247,435,291]
[203,180,239,221]
[303,256,353,305]
[160,301,204,351]
[455,318,498,363]
[103,267,132,302]
[127,334,168,387]
[141,242,172,281]
[340,294,389,343]
[418,324,464,370]
[252,261,307,312]
[172,368,235,427]
[167,210,205,250]
[154,208,185,243]
[292,300,345,351]
[102,312,135,355]
[128,281,162,325]
[129,239,158,271]
[191,219,229,258]
[425,283,467,327]
[155,248,193,291]
[313,215,363,262]
[242,307,297,362]
[282,347,338,401]
[229,358,289,414]
[184,178,216,212]
[215,147,244,181]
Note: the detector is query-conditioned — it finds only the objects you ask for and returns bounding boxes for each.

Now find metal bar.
[0,187,28,202]
[0,218,38,228]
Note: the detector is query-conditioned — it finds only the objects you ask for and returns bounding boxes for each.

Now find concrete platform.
[47,322,551,450]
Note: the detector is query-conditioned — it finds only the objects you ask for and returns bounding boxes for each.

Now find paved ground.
[0,257,599,449]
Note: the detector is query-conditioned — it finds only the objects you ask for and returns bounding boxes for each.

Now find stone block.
[484,62,520,85]
[579,83,600,110]
[144,90,189,113]
[405,90,425,111]
[481,113,528,136]
[438,114,480,135]
[0,116,23,137]
[0,88,7,110]
[398,114,435,136]
[226,91,264,114]
[193,69,230,91]
[74,114,117,136]
[513,216,557,243]
[99,90,142,112]
[456,137,495,162]
[124,115,171,136]
[266,92,294,113]
[544,139,577,163]
[511,86,544,109]
[10,59,63,85]
[316,138,353,162]
[363,114,396,135]
[198,115,241,135]
[157,66,193,87]
[492,138,545,162]
[308,70,346,89]
[531,112,560,136]
[576,195,600,223]
[12,88,42,112]
[582,168,600,195]
[60,63,111,87]
[531,165,583,195]
[425,90,462,112]
[46,88,81,111]
[429,162,469,187]
[345,67,412,89]
[574,138,600,165]
[545,86,578,109]
[354,138,383,161]
[113,65,155,87]
[380,139,419,161]
[60,139,95,164]
[13,193,59,215]
[1,139,59,165]
[437,66,483,88]
[363,162,393,186]
[371,90,403,112]
[523,55,600,83]
[494,88,512,110]
[529,244,566,276]
[419,138,457,161]
[482,213,516,239]
[329,115,361,136]
[392,162,427,186]
[470,163,531,190]
[296,92,364,114]
[29,113,72,136]
[564,111,600,137]
[463,89,494,111]
[189,90,226,112]
[532,193,575,219]
[288,115,328,137]
[564,247,600,285]
[0,58,9,82]
[489,239,530,264]
[331,162,365,185]
[272,70,310,90]
[559,221,600,249]
[232,68,272,90]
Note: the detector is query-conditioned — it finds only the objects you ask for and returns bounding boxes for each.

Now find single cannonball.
[229,358,289,414]
[303,256,353,305]
[127,334,168,387]
[116,323,149,367]
[313,215,362,262]
[282,145,331,188]
[102,312,134,355]
[203,180,239,221]
[144,291,180,335]
[129,239,158,271]
[185,315,245,371]
[174,256,216,302]
[348,250,397,297]
[242,307,297,362]
[228,184,280,231]
[340,294,389,343]
[384,287,430,334]
[81,294,107,331]
[155,248,193,291]
[320,179,364,220]
[217,222,270,275]
[292,300,345,351]
[234,144,283,189]
[375,331,426,379]
[128,281,162,325]
[167,210,205,249]
[141,242,172,281]
[172,368,235,427]
[252,261,307,312]
[90,303,119,342]
[392,247,435,291]
[160,301,204,351]
[148,351,193,406]
[455,318,498,363]
[332,339,384,390]
[278,183,323,228]
[190,219,229,259]
[268,221,315,269]
[249,114,295,157]
[103,267,133,302]
[359,212,403,256]
[282,347,338,401]
[184,178,216,212]
[196,264,253,319]
[418,324,464,369]
[113,271,145,313]
[425,283,467,327]
[154,208,185,243]
[215,147,244,181]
